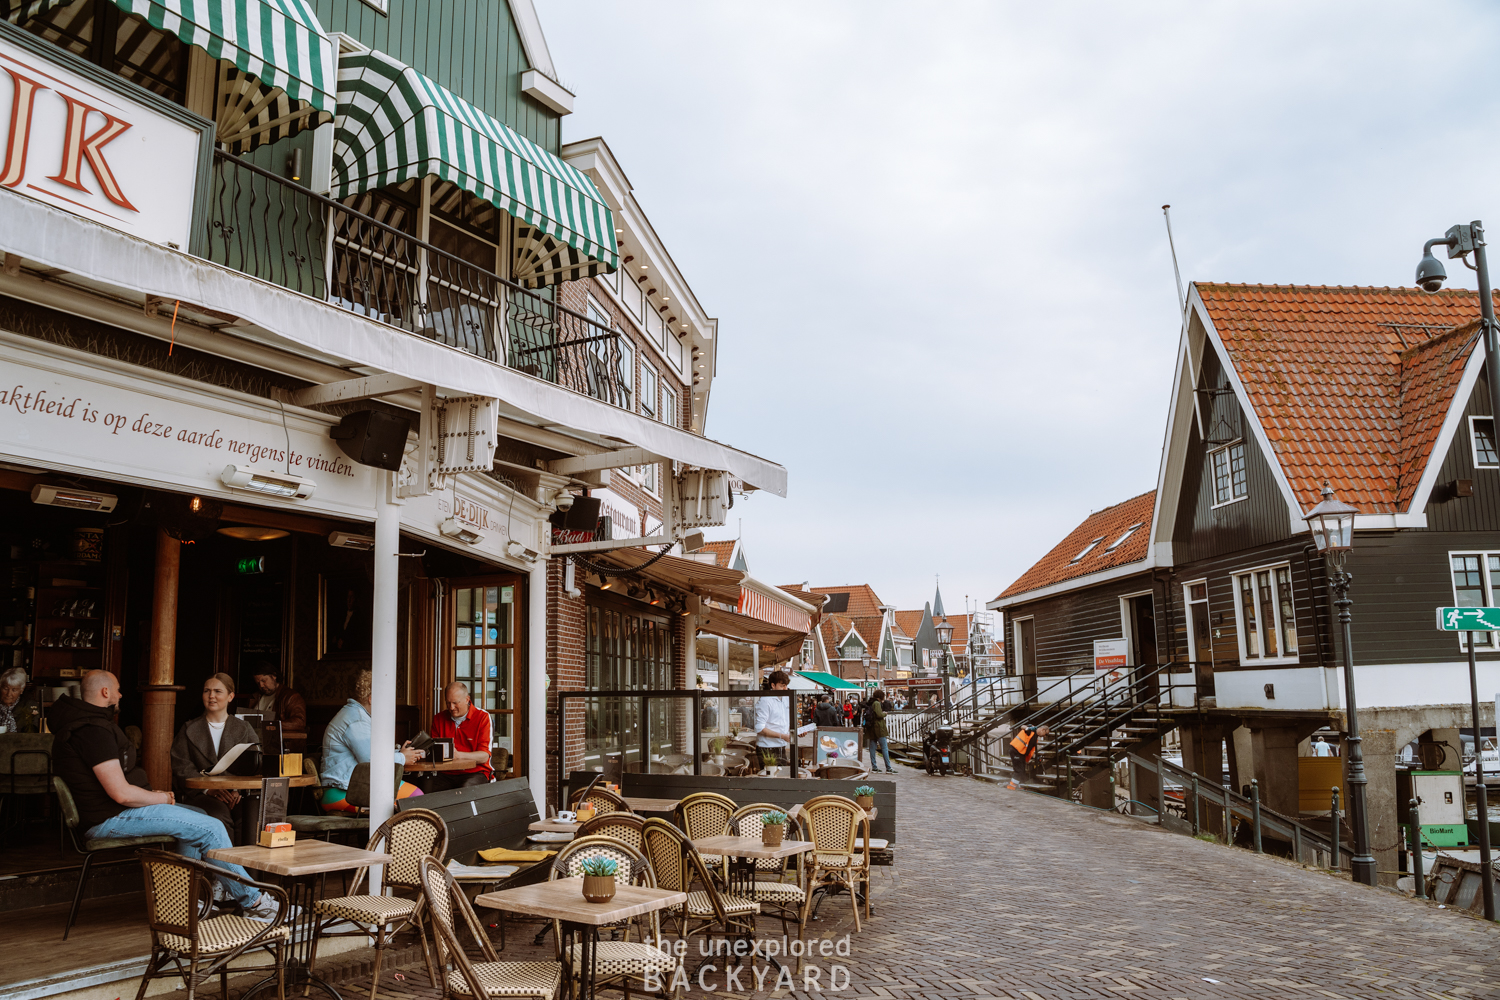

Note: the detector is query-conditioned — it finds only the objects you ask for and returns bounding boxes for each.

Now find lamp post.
[862,655,871,692]
[1415,222,1498,917]
[935,621,955,722]
[1305,482,1375,886]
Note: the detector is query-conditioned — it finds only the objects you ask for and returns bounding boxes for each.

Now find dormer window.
[1211,441,1248,506]
[1070,537,1105,563]
[1106,523,1143,552]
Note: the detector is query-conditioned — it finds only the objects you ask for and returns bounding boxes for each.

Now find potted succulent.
[853,785,876,811]
[579,856,618,903]
[761,811,788,847]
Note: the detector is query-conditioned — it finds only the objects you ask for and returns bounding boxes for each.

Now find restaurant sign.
[0,20,213,251]
[1093,638,1129,674]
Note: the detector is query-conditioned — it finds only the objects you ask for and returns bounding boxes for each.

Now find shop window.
[1232,565,1297,663]
[584,596,673,770]
[1212,442,1248,505]
[641,365,657,419]
[447,579,522,776]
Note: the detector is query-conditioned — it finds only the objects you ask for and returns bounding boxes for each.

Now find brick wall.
[545,556,587,811]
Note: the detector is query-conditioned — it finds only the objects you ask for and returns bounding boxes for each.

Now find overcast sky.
[536,1,1500,617]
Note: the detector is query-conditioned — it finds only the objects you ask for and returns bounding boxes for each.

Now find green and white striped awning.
[9,0,336,150]
[334,48,619,288]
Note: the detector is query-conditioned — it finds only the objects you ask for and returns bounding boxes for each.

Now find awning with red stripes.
[736,578,813,633]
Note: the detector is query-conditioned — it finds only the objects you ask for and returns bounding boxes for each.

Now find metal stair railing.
[1126,752,1335,865]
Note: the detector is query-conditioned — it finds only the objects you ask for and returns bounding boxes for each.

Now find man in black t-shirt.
[53,671,280,919]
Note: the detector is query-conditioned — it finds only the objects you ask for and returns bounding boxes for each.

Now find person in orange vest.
[1007,724,1050,789]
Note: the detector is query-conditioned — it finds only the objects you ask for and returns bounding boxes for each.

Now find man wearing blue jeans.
[53,670,280,919]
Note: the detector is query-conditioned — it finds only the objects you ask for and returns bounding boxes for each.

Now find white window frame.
[1469,416,1499,470]
[1230,562,1299,665]
[1106,523,1143,552]
[1182,578,1212,665]
[640,364,657,419]
[661,384,678,429]
[1118,589,1155,666]
[1447,550,1500,649]
[1210,440,1249,508]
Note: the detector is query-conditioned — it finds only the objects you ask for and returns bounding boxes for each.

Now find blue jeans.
[869,736,894,772]
[87,804,261,906]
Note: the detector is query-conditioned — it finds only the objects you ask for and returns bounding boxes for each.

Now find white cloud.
[537,0,1500,611]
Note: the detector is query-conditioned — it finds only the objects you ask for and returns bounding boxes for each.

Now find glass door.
[446,576,523,778]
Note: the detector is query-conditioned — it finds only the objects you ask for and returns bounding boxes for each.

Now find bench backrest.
[398,776,539,864]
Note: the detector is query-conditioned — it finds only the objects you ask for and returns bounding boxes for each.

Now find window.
[1471,417,1498,468]
[1070,537,1105,563]
[617,338,635,408]
[640,365,657,419]
[447,579,522,776]
[1212,442,1248,505]
[1449,552,1499,647]
[1232,564,1298,662]
[647,306,665,348]
[661,384,679,428]
[670,333,685,372]
[840,638,865,660]
[1106,523,1143,552]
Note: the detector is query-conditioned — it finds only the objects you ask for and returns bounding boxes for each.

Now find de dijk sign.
[0,20,213,252]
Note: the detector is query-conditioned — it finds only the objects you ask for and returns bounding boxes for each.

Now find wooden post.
[141,528,181,793]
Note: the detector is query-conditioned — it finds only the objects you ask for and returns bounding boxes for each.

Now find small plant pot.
[762,823,786,848]
[855,794,875,810]
[582,874,616,903]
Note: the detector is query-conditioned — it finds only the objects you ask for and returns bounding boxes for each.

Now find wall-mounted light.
[328,531,376,550]
[286,147,303,182]
[217,525,290,541]
[31,485,117,512]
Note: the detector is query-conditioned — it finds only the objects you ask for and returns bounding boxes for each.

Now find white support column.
[368,473,401,834]
[527,556,548,816]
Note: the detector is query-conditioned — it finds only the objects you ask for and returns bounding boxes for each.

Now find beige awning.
[597,547,743,605]
[698,605,805,649]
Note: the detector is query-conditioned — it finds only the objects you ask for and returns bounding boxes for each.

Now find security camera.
[554,490,574,511]
[1416,251,1447,294]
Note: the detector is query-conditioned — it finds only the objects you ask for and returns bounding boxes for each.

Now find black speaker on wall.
[329,410,412,471]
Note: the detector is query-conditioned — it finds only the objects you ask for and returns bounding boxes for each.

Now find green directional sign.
[1436,606,1500,631]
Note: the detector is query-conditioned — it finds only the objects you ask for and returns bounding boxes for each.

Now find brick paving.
[318,765,1500,999]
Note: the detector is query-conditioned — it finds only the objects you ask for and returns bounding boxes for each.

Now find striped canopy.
[333,49,619,288]
[9,0,336,150]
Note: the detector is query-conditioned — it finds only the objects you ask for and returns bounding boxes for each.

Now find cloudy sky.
[536,1,1500,616]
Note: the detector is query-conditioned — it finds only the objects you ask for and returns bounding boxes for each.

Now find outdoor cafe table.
[403,758,473,772]
[528,798,682,834]
[475,878,686,1000]
[185,773,317,842]
[206,840,394,1000]
[689,835,815,895]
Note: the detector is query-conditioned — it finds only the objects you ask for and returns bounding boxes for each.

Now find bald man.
[52,671,282,920]
[426,682,493,791]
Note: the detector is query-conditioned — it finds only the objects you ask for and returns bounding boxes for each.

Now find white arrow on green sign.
[1436,606,1500,631]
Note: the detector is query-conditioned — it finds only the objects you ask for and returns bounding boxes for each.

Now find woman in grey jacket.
[170,673,259,841]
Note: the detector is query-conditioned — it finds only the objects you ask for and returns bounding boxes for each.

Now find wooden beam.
[220,502,357,537]
[287,373,423,407]
[545,447,659,477]
[141,529,181,793]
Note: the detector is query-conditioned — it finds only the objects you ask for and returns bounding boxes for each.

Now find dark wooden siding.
[311,0,561,153]
[1172,348,1292,563]
[1424,371,1500,532]
[1004,571,1160,678]
[1168,536,1333,673]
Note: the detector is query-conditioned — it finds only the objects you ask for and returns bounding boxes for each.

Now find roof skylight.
[1070,537,1105,563]
[1106,523,1144,552]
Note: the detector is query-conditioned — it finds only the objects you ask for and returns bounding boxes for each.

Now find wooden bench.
[397,777,552,890]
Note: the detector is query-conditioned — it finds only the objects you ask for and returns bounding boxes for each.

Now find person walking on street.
[864,689,896,773]
[1007,723,1050,789]
[813,694,842,727]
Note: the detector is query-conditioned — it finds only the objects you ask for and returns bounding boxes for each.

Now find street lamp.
[934,621,955,721]
[1415,222,1498,919]
[861,655,871,691]
[1305,482,1375,886]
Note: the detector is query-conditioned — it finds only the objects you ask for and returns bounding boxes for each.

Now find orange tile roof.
[693,540,736,569]
[995,490,1156,602]
[809,584,887,618]
[1198,283,1487,514]
[892,610,924,641]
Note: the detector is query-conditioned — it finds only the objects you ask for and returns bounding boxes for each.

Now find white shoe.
[243,893,299,923]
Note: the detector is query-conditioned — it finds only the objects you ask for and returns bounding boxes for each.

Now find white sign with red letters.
[0,29,203,248]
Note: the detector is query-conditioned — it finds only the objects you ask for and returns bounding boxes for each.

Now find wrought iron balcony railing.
[203,150,629,407]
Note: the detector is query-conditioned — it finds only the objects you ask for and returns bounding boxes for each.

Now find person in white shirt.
[753,671,793,770]
[1312,736,1333,757]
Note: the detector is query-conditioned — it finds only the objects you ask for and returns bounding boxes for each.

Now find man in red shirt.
[427,682,493,792]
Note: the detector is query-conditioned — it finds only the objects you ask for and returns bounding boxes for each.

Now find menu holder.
[431,737,454,763]
[259,720,301,777]
[256,776,292,847]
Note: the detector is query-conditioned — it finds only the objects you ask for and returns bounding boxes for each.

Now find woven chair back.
[139,848,207,941]
[801,795,859,855]
[418,855,498,994]
[367,808,448,893]
[675,791,735,840]
[641,817,727,923]
[575,811,645,851]
[569,785,628,815]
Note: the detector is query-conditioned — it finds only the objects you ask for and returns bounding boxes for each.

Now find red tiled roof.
[693,540,736,569]
[1198,283,1487,514]
[809,584,886,618]
[892,610,924,641]
[995,491,1156,601]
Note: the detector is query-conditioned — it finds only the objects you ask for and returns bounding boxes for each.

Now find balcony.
[203,150,630,407]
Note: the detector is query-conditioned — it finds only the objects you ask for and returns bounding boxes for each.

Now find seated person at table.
[170,673,259,841]
[54,670,280,919]
[0,666,42,732]
[248,664,307,733]
[426,681,493,792]
[318,669,425,813]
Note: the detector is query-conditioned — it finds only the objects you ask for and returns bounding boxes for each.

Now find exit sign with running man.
[1436,607,1500,631]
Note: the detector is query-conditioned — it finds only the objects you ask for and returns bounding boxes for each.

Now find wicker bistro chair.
[134,849,291,1000]
[575,811,646,852]
[417,856,563,1000]
[54,776,174,939]
[309,808,448,999]
[674,792,736,883]
[640,818,758,949]
[568,785,628,816]
[287,759,367,839]
[548,836,678,997]
[798,795,865,933]
[719,804,810,939]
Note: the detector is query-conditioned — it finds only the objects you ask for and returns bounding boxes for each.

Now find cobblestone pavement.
[322,765,1500,999]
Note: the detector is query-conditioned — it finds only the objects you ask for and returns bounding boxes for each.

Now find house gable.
[1424,366,1500,532]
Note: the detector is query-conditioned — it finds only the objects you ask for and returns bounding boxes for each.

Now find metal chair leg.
[63,851,94,940]
[368,926,385,1000]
